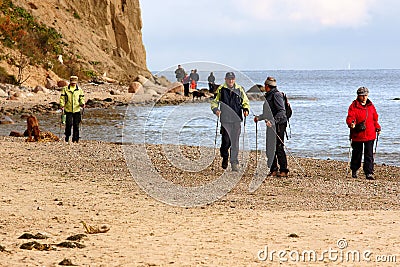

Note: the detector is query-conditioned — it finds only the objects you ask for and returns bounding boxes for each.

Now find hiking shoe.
[222,157,228,169]
[351,170,357,178]
[231,163,239,172]
[366,174,375,180]
[278,171,289,177]
[267,171,278,177]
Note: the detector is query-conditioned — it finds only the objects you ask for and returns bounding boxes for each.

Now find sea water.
[1,69,399,166]
[122,68,400,166]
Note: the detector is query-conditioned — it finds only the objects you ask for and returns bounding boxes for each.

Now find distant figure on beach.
[211,72,250,172]
[175,65,185,82]
[60,75,85,143]
[190,69,199,90]
[182,72,190,96]
[346,87,381,180]
[207,72,216,92]
[254,77,289,177]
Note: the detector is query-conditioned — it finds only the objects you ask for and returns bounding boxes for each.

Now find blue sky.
[140,0,400,71]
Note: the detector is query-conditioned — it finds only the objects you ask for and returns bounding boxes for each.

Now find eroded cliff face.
[13,0,150,82]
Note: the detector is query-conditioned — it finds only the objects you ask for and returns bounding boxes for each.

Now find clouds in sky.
[140,0,399,70]
[235,0,375,28]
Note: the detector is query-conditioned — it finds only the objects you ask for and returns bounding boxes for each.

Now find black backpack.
[282,92,292,120]
[281,92,292,139]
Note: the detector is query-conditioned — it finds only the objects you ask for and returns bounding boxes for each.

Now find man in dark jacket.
[175,65,185,82]
[254,77,289,177]
[211,72,250,171]
[207,72,216,93]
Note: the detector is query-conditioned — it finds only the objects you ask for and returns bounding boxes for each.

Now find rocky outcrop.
[13,0,151,82]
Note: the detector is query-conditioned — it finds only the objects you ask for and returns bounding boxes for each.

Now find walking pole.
[59,109,64,140]
[242,116,246,167]
[79,106,85,139]
[255,120,258,173]
[211,116,219,171]
[346,135,352,178]
[249,110,259,173]
[374,132,379,154]
[214,117,219,155]
[270,125,307,176]
[346,121,355,177]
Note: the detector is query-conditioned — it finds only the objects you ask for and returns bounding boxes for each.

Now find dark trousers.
[270,123,288,173]
[208,83,215,93]
[351,140,375,175]
[220,122,241,164]
[183,83,190,96]
[65,111,81,142]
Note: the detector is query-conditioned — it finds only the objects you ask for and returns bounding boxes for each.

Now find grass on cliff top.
[0,0,95,84]
[0,0,64,60]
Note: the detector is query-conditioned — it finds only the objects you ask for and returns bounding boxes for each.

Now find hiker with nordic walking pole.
[59,75,85,144]
[346,87,381,180]
[211,72,250,172]
[253,77,289,177]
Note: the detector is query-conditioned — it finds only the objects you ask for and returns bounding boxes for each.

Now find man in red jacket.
[346,87,381,180]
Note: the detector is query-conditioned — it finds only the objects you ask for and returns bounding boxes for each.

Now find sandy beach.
[0,82,399,266]
[0,135,399,266]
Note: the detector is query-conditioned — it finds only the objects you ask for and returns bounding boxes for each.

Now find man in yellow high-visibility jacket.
[60,75,85,143]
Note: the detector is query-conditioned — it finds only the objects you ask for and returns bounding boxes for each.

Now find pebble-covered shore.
[2,137,399,211]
